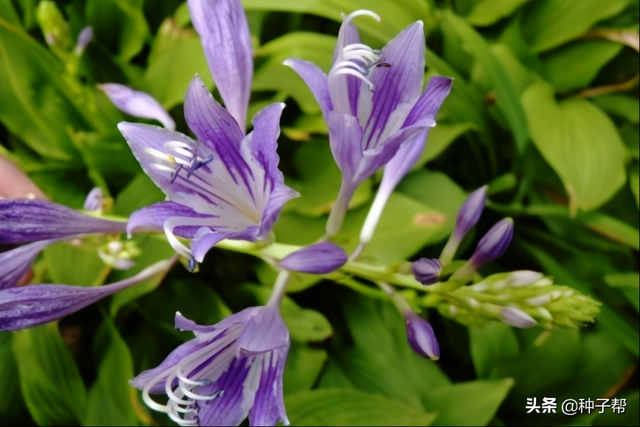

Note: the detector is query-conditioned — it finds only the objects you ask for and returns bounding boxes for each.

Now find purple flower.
[0,258,175,331]
[99,83,176,130]
[131,306,289,426]
[0,239,55,290]
[411,258,442,286]
[83,187,104,212]
[404,311,440,360]
[121,77,298,267]
[279,242,348,274]
[74,26,93,54]
[469,218,514,269]
[285,11,452,236]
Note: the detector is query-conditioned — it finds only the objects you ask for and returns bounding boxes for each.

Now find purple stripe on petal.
[127,201,216,238]
[364,22,426,148]
[0,258,174,331]
[412,257,442,286]
[403,76,453,128]
[188,0,253,129]
[280,242,348,274]
[249,349,289,426]
[100,83,175,130]
[259,183,300,240]
[0,240,56,289]
[245,103,285,185]
[283,59,333,117]
[0,199,127,244]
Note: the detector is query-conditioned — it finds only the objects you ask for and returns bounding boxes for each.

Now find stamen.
[342,10,381,27]
[333,68,375,90]
[333,60,370,76]
[342,49,379,64]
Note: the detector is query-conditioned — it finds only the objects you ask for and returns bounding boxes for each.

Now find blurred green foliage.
[0,0,638,425]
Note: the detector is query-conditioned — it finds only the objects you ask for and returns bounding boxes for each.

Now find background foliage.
[0,0,638,425]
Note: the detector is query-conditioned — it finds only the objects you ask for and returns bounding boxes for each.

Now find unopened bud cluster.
[426,270,600,328]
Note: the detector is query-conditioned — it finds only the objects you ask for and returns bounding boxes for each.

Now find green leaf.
[522,82,627,213]
[0,0,21,26]
[113,173,164,216]
[466,0,531,27]
[604,273,640,311]
[86,0,149,61]
[631,161,639,207]
[12,324,87,425]
[43,241,107,287]
[84,320,140,426]
[0,16,85,161]
[422,379,514,426]
[283,343,328,394]
[144,18,212,109]
[579,211,639,250]
[254,32,335,115]
[522,0,630,52]
[442,11,529,153]
[418,122,476,166]
[469,322,520,378]
[0,333,22,420]
[592,94,640,124]
[544,40,622,91]
[285,389,436,426]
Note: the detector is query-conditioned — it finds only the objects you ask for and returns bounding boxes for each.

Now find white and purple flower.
[131,306,289,426]
[285,11,452,236]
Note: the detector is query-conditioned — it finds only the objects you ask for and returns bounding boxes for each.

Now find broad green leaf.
[43,241,107,287]
[544,40,622,91]
[113,173,164,216]
[469,322,520,378]
[490,44,539,95]
[522,0,630,52]
[466,0,531,27]
[283,344,328,394]
[579,211,639,250]
[593,94,640,124]
[522,82,627,213]
[0,0,21,26]
[144,18,212,109]
[604,273,640,311]
[243,0,431,43]
[0,17,85,161]
[285,389,436,426]
[422,379,514,426]
[417,122,476,166]
[253,32,335,115]
[12,324,87,425]
[442,11,529,153]
[29,169,93,207]
[84,320,140,426]
[86,0,149,61]
[286,141,371,216]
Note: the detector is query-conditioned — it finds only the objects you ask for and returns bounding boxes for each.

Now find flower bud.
[83,187,103,212]
[500,307,537,328]
[279,242,348,274]
[469,218,514,268]
[74,26,93,55]
[453,186,487,241]
[404,312,440,360]
[411,258,442,285]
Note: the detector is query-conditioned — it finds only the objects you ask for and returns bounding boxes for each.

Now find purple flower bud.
[501,307,537,328]
[469,218,514,268]
[279,242,348,274]
[453,186,487,241]
[74,26,93,54]
[404,312,440,360]
[83,187,103,212]
[411,258,442,285]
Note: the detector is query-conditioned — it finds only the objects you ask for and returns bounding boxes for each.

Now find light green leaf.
[579,211,639,250]
[12,324,87,425]
[283,344,328,394]
[86,0,149,61]
[604,273,639,311]
[469,322,520,378]
[544,40,622,91]
[44,242,106,287]
[522,82,627,213]
[442,10,529,152]
[466,0,531,27]
[422,379,514,426]
[0,0,21,26]
[285,389,436,426]
[593,94,640,124]
[84,320,140,426]
[144,18,212,109]
[522,0,630,52]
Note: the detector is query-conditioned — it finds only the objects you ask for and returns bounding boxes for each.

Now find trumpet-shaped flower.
[121,77,298,267]
[285,11,452,236]
[131,306,289,426]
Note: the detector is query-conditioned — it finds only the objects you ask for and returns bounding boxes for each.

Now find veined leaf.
[522,82,627,213]
[466,0,531,27]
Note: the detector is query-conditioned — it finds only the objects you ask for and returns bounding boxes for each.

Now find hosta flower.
[121,77,298,267]
[131,306,289,426]
[285,11,453,236]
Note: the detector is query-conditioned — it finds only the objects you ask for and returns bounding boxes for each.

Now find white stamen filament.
[342,10,381,27]
[342,49,379,64]
[332,67,375,90]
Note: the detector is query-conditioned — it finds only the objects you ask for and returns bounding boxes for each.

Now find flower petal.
[244,103,285,187]
[405,312,440,360]
[280,242,347,274]
[0,199,127,244]
[403,76,453,128]
[99,83,175,130]
[191,228,227,262]
[327,111,364,181]
[283,59,332,117]
[127,201,216,238]
[188,0,253,129]
[0,240,56,289]
[236,305,289,355]
[259,183,300,239]
[83,187,103,212]
[0,258,174,331]
[248,349,289,426]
